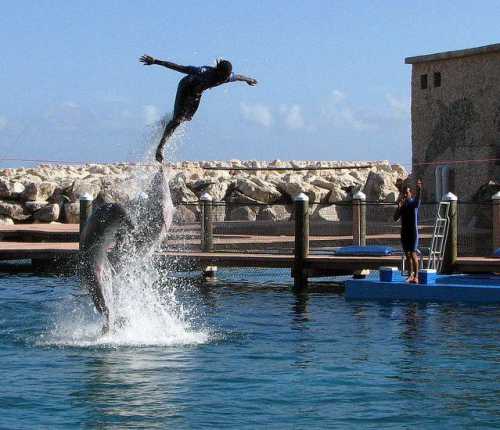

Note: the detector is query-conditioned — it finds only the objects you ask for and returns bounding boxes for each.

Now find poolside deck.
[1,240,499,277]
[0,223,418,249]
[1,224,499,276]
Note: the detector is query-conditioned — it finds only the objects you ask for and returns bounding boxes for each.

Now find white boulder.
[0,215,14,225]
[236,178,282,203]
[229,206,257,221]
[256,205,291,221]
[33,204,60,222]
[0,201,30,221]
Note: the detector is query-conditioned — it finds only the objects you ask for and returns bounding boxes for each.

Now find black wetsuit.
[394,190,421,252]
[173,66,236,121]
[154,66,238,163]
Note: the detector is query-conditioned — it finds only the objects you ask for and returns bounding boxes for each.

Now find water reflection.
[288,290,312,369]
[401,304,424,340]
[291,289,309,323]
[76,347,192,427]
[9,273,498,429]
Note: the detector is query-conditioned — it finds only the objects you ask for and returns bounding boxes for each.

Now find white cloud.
[321,90,374,131]
[280,104,305,130]
[240,102,273,127]
[44,102,94,131]
[143,105,161,125]
[331,89,346,104]
[336,107,372,130]
[385,94,410,118]
[0,116,7,130]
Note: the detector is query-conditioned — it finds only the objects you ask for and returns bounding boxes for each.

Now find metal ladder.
[401,201,450,273]
[426,201,450,272]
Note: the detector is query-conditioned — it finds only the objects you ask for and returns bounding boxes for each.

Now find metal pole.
[200,193,213,252]
[79,194,93,250]
[492,192,500,253]
[442,192,458,274]
[293,193,310,289]
[352,191,366,246]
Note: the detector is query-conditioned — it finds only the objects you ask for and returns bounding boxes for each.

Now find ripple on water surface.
[0,270,499,429]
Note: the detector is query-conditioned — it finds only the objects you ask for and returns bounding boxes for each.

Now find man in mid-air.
[140,54,258,163]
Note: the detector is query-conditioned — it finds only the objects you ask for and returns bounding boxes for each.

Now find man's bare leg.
[405,252,413,282]
[156,119,182,163]
[411,252,419,283]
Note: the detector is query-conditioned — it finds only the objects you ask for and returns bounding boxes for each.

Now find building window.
[420,74,428,89]
[434,72,441,87]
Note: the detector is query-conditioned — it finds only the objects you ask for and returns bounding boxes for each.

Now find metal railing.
[78,191,500,286]
[165,191,498,260]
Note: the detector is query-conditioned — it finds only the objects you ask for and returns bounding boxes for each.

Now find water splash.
[137,113,185,164]
[42,116,208,347]
[41,273,209,347]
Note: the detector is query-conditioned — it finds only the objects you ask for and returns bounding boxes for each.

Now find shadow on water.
[0,258,79,276]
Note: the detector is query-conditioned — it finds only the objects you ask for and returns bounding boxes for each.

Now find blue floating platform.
[345,272,500,303]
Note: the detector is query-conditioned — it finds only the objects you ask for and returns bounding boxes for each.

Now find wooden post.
[492,192,500,252]
[352,191,366,246]
[442,192,458,274]
[200,193,213,252]
[293,193,309,289]
[79,193,93,250]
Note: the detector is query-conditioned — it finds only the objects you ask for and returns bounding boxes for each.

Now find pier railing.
[457,200,496,257]
[166,193,498,261]
[11,190,498,283]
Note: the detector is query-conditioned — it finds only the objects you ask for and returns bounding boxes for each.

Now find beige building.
[406,43,500,202]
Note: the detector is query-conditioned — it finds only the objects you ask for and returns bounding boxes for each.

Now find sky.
[1,0,500,168]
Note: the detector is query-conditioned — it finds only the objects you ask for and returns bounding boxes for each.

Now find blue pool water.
[1,268,499,429]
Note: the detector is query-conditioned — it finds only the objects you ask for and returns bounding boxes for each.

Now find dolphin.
[79,166,173,331]
[80,202,132,330]
[129,165,173,253]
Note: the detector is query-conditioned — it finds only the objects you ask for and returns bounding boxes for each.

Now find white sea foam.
[41,290,209,348]
[41,120,208,347]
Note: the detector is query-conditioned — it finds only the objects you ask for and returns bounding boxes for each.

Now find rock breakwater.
[0,160,406,224]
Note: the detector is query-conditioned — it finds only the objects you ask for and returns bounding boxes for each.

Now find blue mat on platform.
[335,245,395,256]
[345,273,500,303]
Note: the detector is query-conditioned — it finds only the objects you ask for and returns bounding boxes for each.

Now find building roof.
[405,43,500,64]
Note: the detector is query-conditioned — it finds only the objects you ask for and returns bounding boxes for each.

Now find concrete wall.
[411,51,500,201]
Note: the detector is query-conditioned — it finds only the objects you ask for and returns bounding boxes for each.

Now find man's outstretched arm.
[139,55,196,74]
[232,74,258,86]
